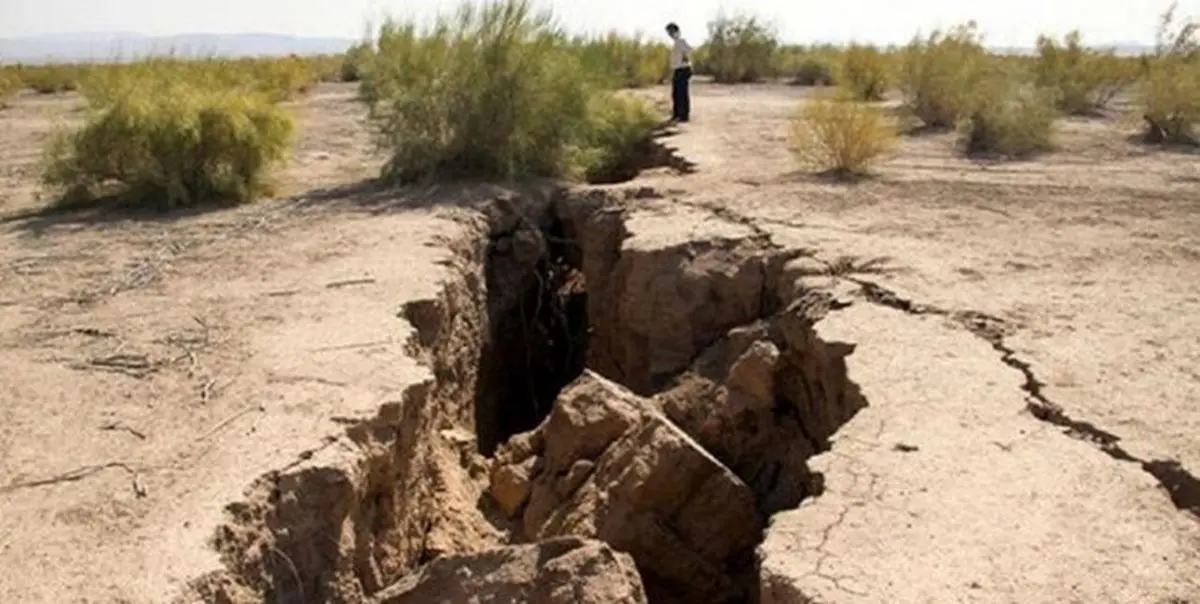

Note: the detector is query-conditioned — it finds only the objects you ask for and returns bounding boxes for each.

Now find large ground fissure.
[190,187,869,604]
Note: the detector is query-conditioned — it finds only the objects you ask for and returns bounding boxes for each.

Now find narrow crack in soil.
[851,277,1200,521]
[671,198,1200,523]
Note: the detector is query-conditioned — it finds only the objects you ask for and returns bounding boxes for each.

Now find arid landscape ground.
[1,80,1199,603]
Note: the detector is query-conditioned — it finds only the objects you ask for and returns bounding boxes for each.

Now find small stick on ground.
[200,378,217,403]
[100,422,147,440]
[325,277,376,289]
[71,353,160,378]
[0,461,147,499]
[195,404,265,442]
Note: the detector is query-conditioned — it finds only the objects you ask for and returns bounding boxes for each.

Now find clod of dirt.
[489,370,763,604]
[656,293,867,514]
[370,536,648,604]
[556,196,807,397]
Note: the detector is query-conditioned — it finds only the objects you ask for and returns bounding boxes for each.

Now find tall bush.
[898,23,988,129]
[958,67,1057,158]
[42,80,294,209]
[702,13,780,83]
[574,32,669,88]
[1034,31,1139,115]
[790,93,898,177]
[0,69,20,107]
[1140,3,1200,145]
[361,0,660,183]
[839,43,891,101]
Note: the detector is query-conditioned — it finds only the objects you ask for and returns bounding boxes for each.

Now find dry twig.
[0,461,147,498]
[100,422,147,440]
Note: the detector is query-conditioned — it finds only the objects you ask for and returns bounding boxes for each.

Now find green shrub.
[791,56,836,86]
[362,0,659,184]
[574,32,669,88]
[958,69,1057,158]
[575,93,663,182]
[789,94,897,177]
[1034,31,1139,115]
[42,82,294,209]
[78,57,316,108]
[899,22,988,129]
[0,69,21,107]
[341,43,374,82]
[702,12,779,83]
[1140,3,1200,145]
[840,43,890,101]
[22,64,82,94]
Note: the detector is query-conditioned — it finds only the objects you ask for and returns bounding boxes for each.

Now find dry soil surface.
[1,82,1198,603]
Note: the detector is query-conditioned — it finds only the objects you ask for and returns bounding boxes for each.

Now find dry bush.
[775,46,836,86]
[839,43,891,101]
[0,68,21,107]
[1140,3,1200,146]
[42,81,294,210]
[19,64,82,94]
[361,0,661,184]
[575,93,664,183]
[899,22,988,129]
[792,58,836,86]
[79,56,318,108]
[574,32,669,88]
[340,43,374,82]
[1034,31,1140,115]
[789,94,898,177]
[958,69,1057,158]
[702,12,780,83]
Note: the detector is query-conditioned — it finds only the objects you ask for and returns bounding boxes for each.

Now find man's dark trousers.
[671,66,692,122]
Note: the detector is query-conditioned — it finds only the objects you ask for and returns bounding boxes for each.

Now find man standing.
[666,22,692,123]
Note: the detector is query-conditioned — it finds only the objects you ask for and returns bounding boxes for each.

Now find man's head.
[665,22,680,39]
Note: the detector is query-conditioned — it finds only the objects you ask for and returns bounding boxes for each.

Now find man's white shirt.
[670,37,692,70]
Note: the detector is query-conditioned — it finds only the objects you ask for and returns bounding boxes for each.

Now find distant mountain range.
[0,32,1156,65]
[0,33,359,64]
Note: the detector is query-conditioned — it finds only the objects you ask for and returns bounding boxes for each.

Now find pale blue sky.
[3,0,1197,47]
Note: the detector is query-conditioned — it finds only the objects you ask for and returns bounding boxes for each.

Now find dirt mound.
[370,537,647,604]
[183,186,867,603]
[489,371,762,604]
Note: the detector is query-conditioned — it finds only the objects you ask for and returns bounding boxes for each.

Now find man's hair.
[665,22,680,34]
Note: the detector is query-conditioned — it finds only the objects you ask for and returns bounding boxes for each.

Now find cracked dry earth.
[1,82,1199,604]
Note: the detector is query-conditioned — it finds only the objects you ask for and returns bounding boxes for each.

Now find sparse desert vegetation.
[2,1,1199,604]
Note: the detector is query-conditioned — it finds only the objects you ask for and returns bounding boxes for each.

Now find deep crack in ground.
[192,187,871,604]
[188,187,1198,604]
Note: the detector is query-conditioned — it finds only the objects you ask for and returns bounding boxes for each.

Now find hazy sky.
[3,0,1197,47]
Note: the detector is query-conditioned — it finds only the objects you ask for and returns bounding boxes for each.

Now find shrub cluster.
[898,23,988,129]
[839,44,891,101]
[0,69,20,107]
[701,13,780,83]
[28,1,1200,214]
[43,81,294,209]
[574,32,669,88]
[958,67,1057,158]
[360,0,662,184]
[1034,31,1138,115]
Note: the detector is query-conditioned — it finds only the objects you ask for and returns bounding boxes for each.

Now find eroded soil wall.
[186,187,870,604]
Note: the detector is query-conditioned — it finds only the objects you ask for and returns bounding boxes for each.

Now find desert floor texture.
[1,82,1198,604]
